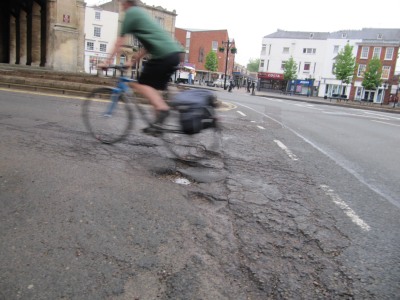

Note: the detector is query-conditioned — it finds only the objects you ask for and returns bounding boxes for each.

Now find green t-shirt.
[120,6,183,59]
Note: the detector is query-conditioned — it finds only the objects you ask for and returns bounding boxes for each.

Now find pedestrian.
[104,0,183,135]
[247,81,251,93]
[228,80,234,92]
[188,71,193,85]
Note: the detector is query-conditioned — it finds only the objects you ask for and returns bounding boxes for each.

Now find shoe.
[142,110,169,137]
[142,124,164,137]
[154,110,170,125]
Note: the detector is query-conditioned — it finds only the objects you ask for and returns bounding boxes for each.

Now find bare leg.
[131,82,169,111]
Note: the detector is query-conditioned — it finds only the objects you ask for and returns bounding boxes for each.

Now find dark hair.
[122,0,141,5]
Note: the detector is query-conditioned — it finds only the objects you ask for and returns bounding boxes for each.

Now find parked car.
[213,79,225,88]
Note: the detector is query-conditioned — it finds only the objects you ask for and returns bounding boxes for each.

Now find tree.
[333,44,356,95]
[247,58,260,72]
[204,50,218,82]
[362,57,382,90]
[283,56,297,91]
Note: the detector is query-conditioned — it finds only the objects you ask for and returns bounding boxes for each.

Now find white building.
[259,28,400,99]
[84,6,119,74]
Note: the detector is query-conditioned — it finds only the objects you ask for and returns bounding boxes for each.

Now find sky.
[85,0,400,66]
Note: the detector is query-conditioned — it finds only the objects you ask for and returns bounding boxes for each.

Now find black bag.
[171,90,217,134]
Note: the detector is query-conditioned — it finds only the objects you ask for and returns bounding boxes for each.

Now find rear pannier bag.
[171,90,217,134]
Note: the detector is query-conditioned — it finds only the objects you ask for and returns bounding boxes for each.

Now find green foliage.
[283,56,297,81]
[247,58,260,72]
[333,44,356,84]
[204,51,218,72]
[362,57,382,90]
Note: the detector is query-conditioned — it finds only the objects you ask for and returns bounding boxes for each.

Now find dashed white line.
[237,111,246,117]
[257,125,265,130]
[320,185,371,232]
[273,140,298,161]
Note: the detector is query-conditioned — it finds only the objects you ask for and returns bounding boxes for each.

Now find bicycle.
[82,65,222,161]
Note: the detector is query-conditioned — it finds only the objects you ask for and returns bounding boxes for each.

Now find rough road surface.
[0,91,395,299]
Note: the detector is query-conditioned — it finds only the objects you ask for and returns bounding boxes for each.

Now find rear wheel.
[160,111,222,162]
[82,87,133,144]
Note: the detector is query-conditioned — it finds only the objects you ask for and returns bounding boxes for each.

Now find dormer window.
[310,33,314,38]
[341,33,347,38]
[377,33,383,39]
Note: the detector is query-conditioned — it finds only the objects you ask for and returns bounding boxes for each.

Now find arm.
[104,36,127,66]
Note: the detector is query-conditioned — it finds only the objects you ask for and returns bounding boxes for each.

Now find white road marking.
[323,111,390,120]
[237,111,246,117]
[273,140,298,161]
[257,125,265,130]
[364,111,400,120]
[234,102,399,208]
[320,185,371,232]
[372,120,400,127]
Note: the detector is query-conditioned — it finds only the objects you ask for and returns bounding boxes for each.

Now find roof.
[263,28,400,43]
[264,29,330,40]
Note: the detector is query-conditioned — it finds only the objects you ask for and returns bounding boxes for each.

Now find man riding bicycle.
[104,0,183,135]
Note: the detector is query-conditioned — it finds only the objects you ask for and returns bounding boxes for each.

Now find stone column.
[31,2,41,66]
[19,10,27,65]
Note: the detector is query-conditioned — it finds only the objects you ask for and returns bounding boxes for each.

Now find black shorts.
[138,52,181,90]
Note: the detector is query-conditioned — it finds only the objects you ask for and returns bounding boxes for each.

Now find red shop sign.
[258,72,284,80]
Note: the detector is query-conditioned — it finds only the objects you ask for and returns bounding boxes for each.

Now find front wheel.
[82,87,133,144]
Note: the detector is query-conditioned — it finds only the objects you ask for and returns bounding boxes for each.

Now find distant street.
[1,88,399,299]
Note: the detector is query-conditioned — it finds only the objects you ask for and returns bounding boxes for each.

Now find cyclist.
[104,0,183,135]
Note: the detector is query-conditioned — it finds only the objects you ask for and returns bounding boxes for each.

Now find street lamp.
[220,39,236,90]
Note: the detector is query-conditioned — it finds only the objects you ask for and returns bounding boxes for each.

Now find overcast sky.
[85,0,399,66]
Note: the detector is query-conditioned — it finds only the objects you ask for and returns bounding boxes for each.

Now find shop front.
[288,79,315,96]
[258,72,286,92]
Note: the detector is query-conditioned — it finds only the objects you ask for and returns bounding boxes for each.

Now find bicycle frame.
[105,76,135,116]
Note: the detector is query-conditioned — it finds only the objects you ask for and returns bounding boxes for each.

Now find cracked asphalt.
[0,90,398,299]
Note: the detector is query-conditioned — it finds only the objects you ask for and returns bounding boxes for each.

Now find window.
[283,47,289,54]
[260,60,264,68]
[198,47,204,63]
[341,33,347,38]
[333,45,339,54]
[261,44,266,55]
[100,43,106,52]
[361,47,369,59]
[385,47,394,60]
[303,48,316,54]
[377,33,383,39]
[94,26,101,38]
[303,62,311,73]
[86,41,94,51]
[373,47,381,59]
[155,16,164,28]
[281,61,287,70]
[95,11,101,20]
[357,64,366,77]
[309,33,314,38]
[381,66,390,79]
[185,38,190,50]
[120,55,126,65]
[212,41,218,51]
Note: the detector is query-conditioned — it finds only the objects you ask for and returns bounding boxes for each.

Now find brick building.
[175,28,236,83]
[351,41,399,104]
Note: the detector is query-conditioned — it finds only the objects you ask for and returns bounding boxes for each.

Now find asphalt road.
[1,88,399,299]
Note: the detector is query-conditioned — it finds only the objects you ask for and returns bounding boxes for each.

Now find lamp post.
[220,40,236,90]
